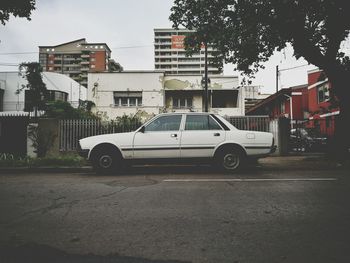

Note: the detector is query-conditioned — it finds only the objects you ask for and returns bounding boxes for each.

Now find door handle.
[171,134,178,138]
[214,133,220,137]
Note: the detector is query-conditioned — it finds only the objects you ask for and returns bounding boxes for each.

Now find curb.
[0,166,93,174]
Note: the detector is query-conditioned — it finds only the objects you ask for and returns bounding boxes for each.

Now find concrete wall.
[88,72,245,119]
[88,72,165,120]
[164,75,245,116]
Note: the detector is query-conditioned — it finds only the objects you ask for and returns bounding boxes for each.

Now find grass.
[0,153,88,168]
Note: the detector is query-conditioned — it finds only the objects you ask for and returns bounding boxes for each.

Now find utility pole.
[276,65,279,93]
[204,41,209,112]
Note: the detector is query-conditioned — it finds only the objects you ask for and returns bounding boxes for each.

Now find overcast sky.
[0,0,337,94]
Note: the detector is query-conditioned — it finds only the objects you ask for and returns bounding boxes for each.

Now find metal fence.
[59,119,141,151]
[225,116,271,132]
[59,116,275,152]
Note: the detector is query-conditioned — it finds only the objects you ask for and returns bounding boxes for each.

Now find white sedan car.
[78,113,276,174]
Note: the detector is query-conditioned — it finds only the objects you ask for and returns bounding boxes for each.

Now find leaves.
[0,0,36,25]
[169,0,350,80]
[18,62,47,112]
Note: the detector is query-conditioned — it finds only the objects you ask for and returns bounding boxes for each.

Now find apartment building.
[154,28,222,75]
[39,38,123,87]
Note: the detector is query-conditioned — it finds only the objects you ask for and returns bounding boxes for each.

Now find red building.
[246,68,337,137]
[246,84,308,121]
[306,69,337,136]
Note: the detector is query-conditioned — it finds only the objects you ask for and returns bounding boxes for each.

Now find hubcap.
[99,155,113,169]
[223,153,239,170]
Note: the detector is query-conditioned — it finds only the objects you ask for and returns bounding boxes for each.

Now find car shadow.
[83,161,264,177]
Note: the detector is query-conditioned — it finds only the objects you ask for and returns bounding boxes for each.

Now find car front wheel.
[91,148,121,174]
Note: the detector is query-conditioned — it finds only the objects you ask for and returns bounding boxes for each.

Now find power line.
[0,44,153,56]
[279,64,309,72]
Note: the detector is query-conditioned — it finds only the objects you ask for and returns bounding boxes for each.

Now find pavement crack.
[6,199,80,226]
[95,187,127,200]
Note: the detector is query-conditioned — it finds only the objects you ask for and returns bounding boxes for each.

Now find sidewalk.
[258,154,348,171]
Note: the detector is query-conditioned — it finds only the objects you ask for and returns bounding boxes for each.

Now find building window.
[280,101,285,114]
[212,90,238,108]
[173,97,193,109]
[114,91,142,107]
[91,65,95,69]
[318,83,330,103]
[45,90,68,102]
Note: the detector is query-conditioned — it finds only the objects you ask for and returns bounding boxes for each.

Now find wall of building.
[0,71,86,112]
[91,51,107,72]
[88,72,245,119]
[164,74,244,115]
[87,72,164,119]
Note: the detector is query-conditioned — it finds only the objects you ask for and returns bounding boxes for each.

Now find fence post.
[278,117,290,156]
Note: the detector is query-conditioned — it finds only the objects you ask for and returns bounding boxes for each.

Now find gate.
[0,116,29,156]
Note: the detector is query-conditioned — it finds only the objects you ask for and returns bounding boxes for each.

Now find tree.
[18,62,47,117]
[0,0,36,25]
[170,0,350,160]
[44,101,98,119]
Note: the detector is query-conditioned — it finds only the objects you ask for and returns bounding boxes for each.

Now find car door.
[180,114,226,158]
[132,114,183,159]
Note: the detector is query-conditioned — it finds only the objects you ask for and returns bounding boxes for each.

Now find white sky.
[1,0,344,95]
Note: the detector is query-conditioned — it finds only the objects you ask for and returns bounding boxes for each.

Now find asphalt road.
[1,164,350,263]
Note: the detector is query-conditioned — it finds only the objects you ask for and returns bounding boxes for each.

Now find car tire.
[216,148,245,173]
[91,148,121,175]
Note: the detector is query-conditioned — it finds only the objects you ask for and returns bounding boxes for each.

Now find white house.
[0,71,87,114]
[87,71,165,119]
[87,71,245,119]
[164,74,244,116]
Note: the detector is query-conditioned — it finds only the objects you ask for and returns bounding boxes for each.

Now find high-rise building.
[154,28,222,75]
[39,38,123,87]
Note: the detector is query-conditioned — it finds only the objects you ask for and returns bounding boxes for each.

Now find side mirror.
[139,126,145,133]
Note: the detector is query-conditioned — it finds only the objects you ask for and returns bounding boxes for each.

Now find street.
[1,162,350,263]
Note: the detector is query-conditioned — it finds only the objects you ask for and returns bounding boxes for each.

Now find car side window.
[185,115,222,131]
[144,115,182,132]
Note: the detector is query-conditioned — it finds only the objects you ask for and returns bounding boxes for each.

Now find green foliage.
[44,100,98,119]
[18,62,47,112]
[0,154,87,168]
[170,0,350,85]
[79,100,95,112]
[0,0,36,25]
[111,114,143,133]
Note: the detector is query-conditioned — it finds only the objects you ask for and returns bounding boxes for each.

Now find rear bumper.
[270,145,277,154]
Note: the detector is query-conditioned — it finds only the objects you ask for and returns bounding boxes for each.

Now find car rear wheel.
[92,148,121,174]
[216,148,244,173]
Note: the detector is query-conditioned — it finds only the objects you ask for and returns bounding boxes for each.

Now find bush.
[44,100,98,119]
[0,153,87,168]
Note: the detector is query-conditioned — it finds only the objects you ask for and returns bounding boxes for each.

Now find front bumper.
[77,143,89,159]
